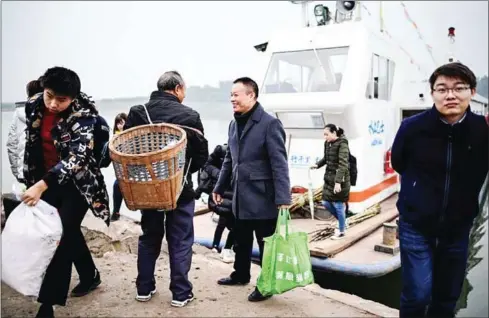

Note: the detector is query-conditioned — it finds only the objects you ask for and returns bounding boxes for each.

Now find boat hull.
[194,237,401,278]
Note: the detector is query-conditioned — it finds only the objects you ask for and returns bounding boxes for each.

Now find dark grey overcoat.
[214,104,291,220]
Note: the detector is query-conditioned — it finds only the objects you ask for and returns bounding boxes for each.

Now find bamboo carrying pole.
[309,203,381,242]
[307,169,315,220]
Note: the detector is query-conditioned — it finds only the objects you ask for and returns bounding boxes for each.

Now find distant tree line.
[2,77,488,112]
[477,75,488,98]
[185,80,233,102]
[185,77,489,100]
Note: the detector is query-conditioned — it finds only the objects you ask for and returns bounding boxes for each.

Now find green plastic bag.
[256,208,314,296]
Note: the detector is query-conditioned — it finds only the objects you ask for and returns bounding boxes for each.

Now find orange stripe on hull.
[349,175,399,203]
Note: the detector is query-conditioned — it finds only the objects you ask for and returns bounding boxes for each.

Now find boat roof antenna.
[447,27,458,63]
[289,1,361,28]
[290,0,313,28]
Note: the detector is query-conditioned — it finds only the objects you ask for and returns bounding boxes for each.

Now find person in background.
[114,113,127,134]
[124,71,208,307]
[21,66,111,318]
[391,62,488,318]
[7,78,44,185]
[3,78,44,224]
[310,124,351,240]
[110,112,128,221]
[196,143,235,263]
[212,77,291,302]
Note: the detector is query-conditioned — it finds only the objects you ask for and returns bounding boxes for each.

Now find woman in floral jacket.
[21,66,110,318]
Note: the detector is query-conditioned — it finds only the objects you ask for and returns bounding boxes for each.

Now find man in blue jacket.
[392,62,488,318]
[212,77,291,302]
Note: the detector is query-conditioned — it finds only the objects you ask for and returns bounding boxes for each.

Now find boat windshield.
[262,47,349,94]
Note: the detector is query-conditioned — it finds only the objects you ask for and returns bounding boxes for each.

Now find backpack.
[93,115,111,168]
[197,169,214,195]
[335,139,358,186]
[196,144,228,195]
[349,153,358,186]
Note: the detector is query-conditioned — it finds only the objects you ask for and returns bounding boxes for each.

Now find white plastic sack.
[1,200,63,297]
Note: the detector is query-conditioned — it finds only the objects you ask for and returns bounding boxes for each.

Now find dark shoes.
[35,304,54,318]
[217,276,250,286]
[110,212,121,221]
[248,288,272,302]
[36,271,101,317]
[217,277,270,302]
[171,292,195,307]
[70,269,102,297]
[135,288,157,302]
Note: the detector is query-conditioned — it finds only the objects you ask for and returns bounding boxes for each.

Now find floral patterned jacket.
[23,93,111,225]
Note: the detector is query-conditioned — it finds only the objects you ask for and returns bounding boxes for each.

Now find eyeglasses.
[432,86,470,95]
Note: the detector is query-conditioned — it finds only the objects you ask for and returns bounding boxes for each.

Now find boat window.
[262,47,349,94]
[276,111,325,129]
[365,54,395,101]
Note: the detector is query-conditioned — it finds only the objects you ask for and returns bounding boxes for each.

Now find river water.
[314,201,488,317]
[1,100,487,316]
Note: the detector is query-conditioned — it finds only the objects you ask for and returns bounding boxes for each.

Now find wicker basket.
[108,123,188,211]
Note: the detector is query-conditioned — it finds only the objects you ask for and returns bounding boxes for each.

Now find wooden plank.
[309,196,399,258]
[374,243,400,255]
[333,226,397,264]
[192,195,400,260]
[194,206,210,216]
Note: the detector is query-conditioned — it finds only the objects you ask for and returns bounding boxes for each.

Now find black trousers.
[212,213,235,250]
[230,218,277,283]
[37,181,97,306]
[112,179,123,213]
[2,192,21,222]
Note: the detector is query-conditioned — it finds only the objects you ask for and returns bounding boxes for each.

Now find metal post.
[379,1,384,32]
[301,1,310,27]
[307,169,315,220]
[355,1,362,21]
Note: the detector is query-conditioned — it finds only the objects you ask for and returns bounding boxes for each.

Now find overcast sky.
[2,1,487,102]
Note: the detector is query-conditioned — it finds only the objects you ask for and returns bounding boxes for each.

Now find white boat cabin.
[256,3,487,214]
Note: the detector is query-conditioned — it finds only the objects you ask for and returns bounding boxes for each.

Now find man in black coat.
[124,71,208,307]
[392,62,488,318]
[212,77,291,302]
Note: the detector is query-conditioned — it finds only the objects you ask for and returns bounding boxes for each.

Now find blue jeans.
[322,201,346,232]
[399,219,471,318]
